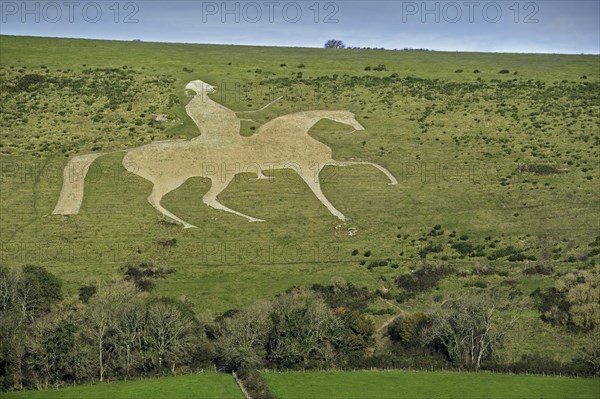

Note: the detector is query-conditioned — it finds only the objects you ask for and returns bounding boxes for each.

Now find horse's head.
[186,80,217,95]
[326,111,365,132]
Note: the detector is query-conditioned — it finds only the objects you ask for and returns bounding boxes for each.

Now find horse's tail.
[52,153,107,215]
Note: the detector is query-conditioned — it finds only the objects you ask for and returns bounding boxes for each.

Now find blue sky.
[0,1,598,54]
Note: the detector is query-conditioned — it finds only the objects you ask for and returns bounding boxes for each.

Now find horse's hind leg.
[202,176,265,222]
[297,165,347,221]
[147,179,197,229]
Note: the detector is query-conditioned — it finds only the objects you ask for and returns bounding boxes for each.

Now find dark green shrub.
[311,282,375,311]
[488,246,518,260]
[396,291,416,303]
[388,312,432,347]
[519,164,562,175]
[523,264,554,275]
[396,264,454,293]
[122,262,175,291]
[78,285,97,303]
[451,241,474,255]
[157,238,177,247]
[418,243,443,258]
[370,308,396,315]
[21,265,63,310]
[507,253,527,262]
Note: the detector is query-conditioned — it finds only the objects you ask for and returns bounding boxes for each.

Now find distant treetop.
[324,39,345,49]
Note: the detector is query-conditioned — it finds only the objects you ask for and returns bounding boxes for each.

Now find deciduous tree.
[427,291,513,370]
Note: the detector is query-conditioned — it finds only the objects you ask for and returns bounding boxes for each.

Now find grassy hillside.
[263,371,600,399]
[2,373,243,399]
[1,35,598,365]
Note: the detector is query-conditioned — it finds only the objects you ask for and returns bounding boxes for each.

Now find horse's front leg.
[297,163,347,221]
[326,160,399,185]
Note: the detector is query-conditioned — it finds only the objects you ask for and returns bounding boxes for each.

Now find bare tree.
[0,267,40,325]
[0,267,27,389]
[83,281,138,381]
[145,298,194,374]
[427,291,514,370]
[217,300,272,369]
[113,297,147,378]
[0,267,19,311]
[573,329,600,376]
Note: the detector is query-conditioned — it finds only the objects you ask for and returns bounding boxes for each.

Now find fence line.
[232,371,252,399]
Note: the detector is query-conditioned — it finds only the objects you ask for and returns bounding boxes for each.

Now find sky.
[0,0,598,54]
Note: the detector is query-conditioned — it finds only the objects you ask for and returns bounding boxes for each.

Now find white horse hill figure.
[52,80,398,228]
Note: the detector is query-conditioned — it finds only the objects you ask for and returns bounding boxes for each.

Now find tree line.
[324,39,431,51]
[1,264,598,393]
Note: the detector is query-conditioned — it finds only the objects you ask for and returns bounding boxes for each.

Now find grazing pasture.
[263,371,600,399]
[2,373,243,399]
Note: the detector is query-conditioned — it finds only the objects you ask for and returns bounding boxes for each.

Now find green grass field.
[263,371,600,399]
[2,373,243,399]
[5,371,598,399]
[1,35,599,365]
